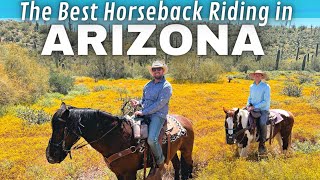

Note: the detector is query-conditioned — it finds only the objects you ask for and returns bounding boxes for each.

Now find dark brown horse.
[223,108,294,157]
[46,103,194,180]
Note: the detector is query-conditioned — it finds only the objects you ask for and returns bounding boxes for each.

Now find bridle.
[225,110,252,144]
[49,117,119,159]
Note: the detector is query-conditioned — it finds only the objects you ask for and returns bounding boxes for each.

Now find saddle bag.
[250,111,261,118]
[131,117,148,139]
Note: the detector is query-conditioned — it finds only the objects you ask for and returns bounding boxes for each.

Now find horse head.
[223,107,239,144]
[46,102,80,164]
[223,107,250,145]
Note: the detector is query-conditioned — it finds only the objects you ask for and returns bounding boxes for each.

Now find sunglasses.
[152,67,163,72]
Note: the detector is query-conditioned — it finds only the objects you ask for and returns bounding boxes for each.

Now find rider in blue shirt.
[131,60,172,178]
[247,70,270,154]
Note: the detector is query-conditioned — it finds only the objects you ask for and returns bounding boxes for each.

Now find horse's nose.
[226,135,235,144]
[47,156,56,164]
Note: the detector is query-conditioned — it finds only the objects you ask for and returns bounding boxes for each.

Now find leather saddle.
[143,115,184,144]
[138,115,186,166]
[249,111,278,127]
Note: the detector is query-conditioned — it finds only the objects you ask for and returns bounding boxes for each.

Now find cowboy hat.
[147,60,168,75]
[249,70,267,79]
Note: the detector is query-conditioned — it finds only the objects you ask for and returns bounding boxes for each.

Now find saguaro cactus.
[68,16,72,31]
[275,49,281,70]
[256,55,261,62]
[296,47,300,60]
[302,55,307,70]
[35,21,39,31]
[316,43,319,57]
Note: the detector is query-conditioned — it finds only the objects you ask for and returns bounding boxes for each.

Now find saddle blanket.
[269,109,289,124]
[162,115,187,144]
[125,115,187,144]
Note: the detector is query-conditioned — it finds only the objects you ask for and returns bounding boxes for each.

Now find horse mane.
[68,108,122,123]
[238,109,249,128]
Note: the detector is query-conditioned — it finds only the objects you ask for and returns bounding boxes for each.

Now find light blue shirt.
[141,77,172,119]
[247,81,271,111]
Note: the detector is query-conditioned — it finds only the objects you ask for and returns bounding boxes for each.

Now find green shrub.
[170,56,194,82]
[0,28,7,36]
[0,106,8,117]
[112,87,129,100]
[171,55,224,83]
[298,74,313,84]
[282,84,303,97]
[39,25,49,34]
[87,56,128,79]
[15,106,51,125]
[0,79,16,106]
[93,85,110,92]
[0,44,49,103]
[49,71,74,95]
[67,84,90,96]
[236,59,259,72]
[310,57,320,72]
[35,92,64,108]
[194,60,224,83]
[310,88,320,100]
[293,141,320,153]
[126,63,152,79]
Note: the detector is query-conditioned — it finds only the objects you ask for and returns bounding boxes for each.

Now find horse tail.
[288,129,292,149]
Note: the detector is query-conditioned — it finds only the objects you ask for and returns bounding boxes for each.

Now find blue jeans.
[253,109,269,127]
[147,115,166,165]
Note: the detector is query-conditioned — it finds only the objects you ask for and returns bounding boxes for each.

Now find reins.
[70,122,119,150]
[55,116,120,158]
[225,112,253,143]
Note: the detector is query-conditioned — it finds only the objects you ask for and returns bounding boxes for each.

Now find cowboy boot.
[146,166,157,180]
[146,163,164,180]
[157,163,165,174]
[258,125,267,154]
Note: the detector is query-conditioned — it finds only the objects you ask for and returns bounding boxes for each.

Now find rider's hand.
[247,106,254,111]
[130,99,139,108]
[134,111,143,117]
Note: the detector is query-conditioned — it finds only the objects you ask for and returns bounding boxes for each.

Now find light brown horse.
[46,103,194,180]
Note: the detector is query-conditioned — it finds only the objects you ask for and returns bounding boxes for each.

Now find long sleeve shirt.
[247,81,271,111]
[141,77,172,119]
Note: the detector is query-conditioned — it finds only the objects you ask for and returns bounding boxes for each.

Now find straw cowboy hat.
[147,60,168,75]
[249,70,267,79]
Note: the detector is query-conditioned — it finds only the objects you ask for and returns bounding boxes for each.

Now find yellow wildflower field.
[1,74,320,179]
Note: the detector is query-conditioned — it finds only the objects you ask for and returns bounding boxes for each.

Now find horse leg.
[171,153,181,180]
[280,125,293,151]
[180,140,193,180]
[239,134,249,158]
[275,133,283,153]
[116,172,137,180]
[175,116,194,180]
[239,147,249,157]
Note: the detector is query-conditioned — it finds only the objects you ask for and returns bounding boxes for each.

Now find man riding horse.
[246,70,270,154]
[131,60,172,178]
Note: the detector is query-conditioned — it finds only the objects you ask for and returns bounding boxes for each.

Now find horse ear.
[61,109,69,119]
[60,102,69,118]
[60,102,67,110]
[235,108,240,114]
[223,107,228,114]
